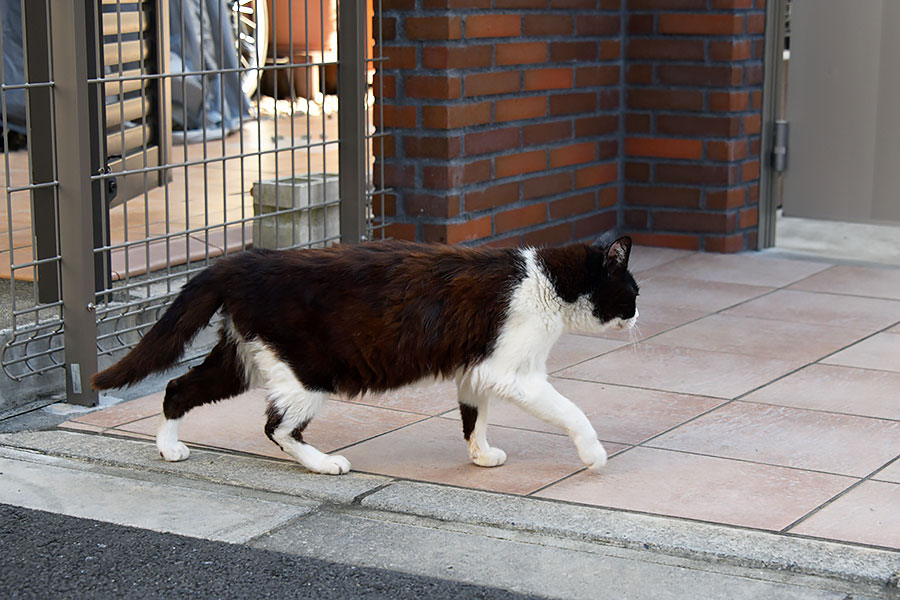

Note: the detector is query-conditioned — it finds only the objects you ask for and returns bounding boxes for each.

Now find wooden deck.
[0,113,339,283]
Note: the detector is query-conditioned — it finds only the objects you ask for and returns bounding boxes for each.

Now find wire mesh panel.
[0,0,66,383]
[0,0,372,404]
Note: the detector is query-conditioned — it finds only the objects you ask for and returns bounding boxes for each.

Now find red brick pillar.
[622,0,766,252]
[374,1,622,246]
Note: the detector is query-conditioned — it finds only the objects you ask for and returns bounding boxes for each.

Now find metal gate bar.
[338,0,366,243]
[51,0,100,406]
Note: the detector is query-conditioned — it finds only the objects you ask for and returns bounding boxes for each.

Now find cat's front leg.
[496,376,607,472]
[457,380,507,468]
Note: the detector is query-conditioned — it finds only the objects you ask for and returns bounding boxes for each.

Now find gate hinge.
[772,120,789,172]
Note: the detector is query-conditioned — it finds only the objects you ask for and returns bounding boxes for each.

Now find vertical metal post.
[155,0,172,186]
[337,0,367,243]
[86,0,109,300]
[758,0,788,249]
[51,0,99,406]
[23,0,59,303]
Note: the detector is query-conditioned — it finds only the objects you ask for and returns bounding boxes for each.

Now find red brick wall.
[623,0,766,251]
[374,0,622,246]
[373,0,766,251]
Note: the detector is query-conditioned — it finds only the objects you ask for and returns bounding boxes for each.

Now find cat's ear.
[605,236,632,273]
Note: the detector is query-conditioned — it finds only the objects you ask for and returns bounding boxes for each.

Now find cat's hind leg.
[251,344,349,475]
[457,378,506,467]
[158,334,248,462]
[264,389,350,475]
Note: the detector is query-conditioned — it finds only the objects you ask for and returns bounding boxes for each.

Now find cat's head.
[586,235,639,331]
[537,234,640,333]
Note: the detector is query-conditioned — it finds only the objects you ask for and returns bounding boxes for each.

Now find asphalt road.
[1,504,538,600]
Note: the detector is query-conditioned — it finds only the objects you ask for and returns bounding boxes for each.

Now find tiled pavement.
[61,246,900,551]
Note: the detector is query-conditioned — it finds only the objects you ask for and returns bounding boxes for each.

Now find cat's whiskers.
[626,320,643,353]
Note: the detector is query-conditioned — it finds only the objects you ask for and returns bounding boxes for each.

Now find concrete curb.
[2,429,898,594]
[360,481,900,592]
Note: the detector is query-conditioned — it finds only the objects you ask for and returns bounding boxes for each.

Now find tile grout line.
[74,411,163,431]
[333,395,457,418]
[327,413,441,456]
[738,397,900,425]
[243,508,321,546]
[635,445,864,481]
[526,444,634,497]
[779,455,900,535]
[714,314,900,407]
[551,373,731,401]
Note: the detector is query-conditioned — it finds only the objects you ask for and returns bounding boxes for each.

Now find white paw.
[472,447,507,468]
[580,441,607,472]
[158,441,190,462]
[309,454,351,475]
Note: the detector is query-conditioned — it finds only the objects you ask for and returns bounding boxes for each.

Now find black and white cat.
[93,235,639,475]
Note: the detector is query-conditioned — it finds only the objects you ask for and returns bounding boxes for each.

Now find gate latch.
[772,120,789,173]
[102,157,120,206]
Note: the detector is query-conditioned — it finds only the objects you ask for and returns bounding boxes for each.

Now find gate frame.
[757,0,788,249]
[337,0,367,244]
[51,0,101,406]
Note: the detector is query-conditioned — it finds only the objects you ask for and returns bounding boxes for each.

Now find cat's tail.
[91,265,225,390]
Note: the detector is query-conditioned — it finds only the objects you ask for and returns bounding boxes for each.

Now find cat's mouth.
[614,308,639,330]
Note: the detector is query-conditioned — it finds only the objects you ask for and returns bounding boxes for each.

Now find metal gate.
[777,0,900,225]
[0,0,385,406]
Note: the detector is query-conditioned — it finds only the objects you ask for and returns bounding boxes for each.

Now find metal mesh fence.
[0,0,380,402]
[0,0,65,379]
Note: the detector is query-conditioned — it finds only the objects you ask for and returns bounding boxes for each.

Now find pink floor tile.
[649,401,900,477]
[743,364,900,421]
[649,314,865,362]
[636,276,773,313]
[639,253,831,288]
[789,265,900,301]
[790,481,900,549]
[822,332,900,373]
[443,378,723,446]
[547,335,627,373]
[348,380,459,416]
[116,390,426,459]
[628,246,694,273]
[558,344,803,399]
[70,392,163,427]
[724,290,900,333]
[590,304,708,342]
[534,447,855,531]
[874,460,900,484]
[59,422,106,433]
[340,418,626,495]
